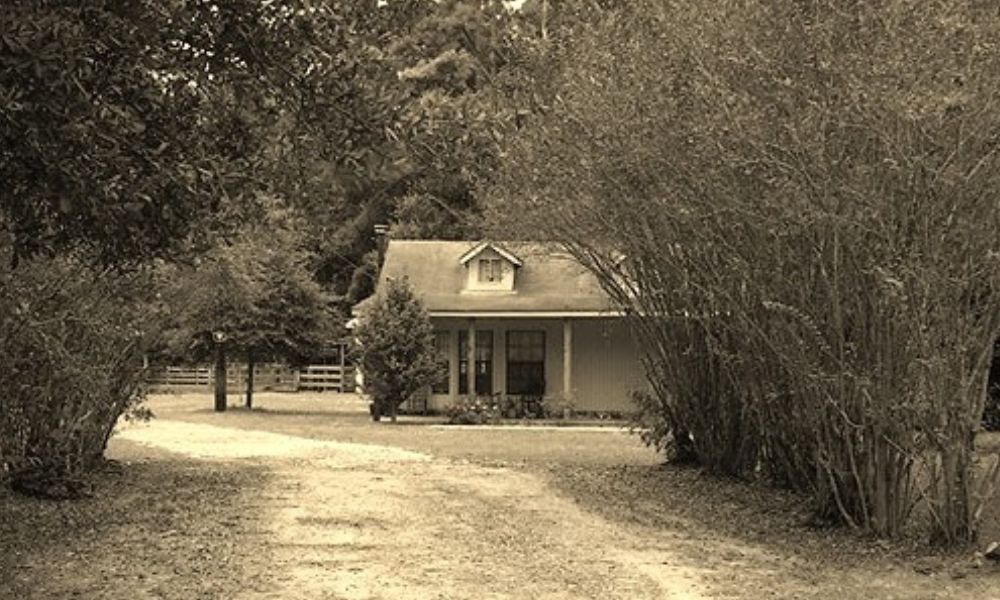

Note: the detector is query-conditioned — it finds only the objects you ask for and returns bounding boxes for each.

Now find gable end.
[458,241,523,268]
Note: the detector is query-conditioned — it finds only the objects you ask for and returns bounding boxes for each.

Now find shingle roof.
[358,240,616,316]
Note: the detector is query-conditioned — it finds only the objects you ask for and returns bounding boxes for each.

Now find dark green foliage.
[490,0,1000,543]
[0,0,412,267]
[158,204,336,367]
[0,248,154,494]
[305,0,560,297]
[445,397,503,425]
[353,278,440,421]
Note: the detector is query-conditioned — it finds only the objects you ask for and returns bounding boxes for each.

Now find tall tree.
[158,202,336,409]
[488,0,1000,543]
[289,0,554,309]
[1,0,409,267]
[385,0,545,239]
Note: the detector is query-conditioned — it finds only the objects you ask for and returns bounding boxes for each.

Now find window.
[431,331,450,394]
[458,330,493,394]
[506,331,545,395]
[477,258,503,283]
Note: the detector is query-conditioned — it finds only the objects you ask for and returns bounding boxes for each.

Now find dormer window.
[460,241,522,293]
[478,258,503,283]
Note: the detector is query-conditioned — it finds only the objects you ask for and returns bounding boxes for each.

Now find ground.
[2,392,1000,599]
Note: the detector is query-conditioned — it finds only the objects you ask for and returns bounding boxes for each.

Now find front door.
[459,330,493,395]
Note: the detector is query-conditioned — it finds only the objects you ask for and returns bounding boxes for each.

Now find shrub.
[353,278,441,422]
[541,394,576,419]
[490,1,1000,543]
[445,396,503,425]
[0,255,153,496]
[445,394,578,424]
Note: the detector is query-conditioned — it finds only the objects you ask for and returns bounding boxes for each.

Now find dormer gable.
[459,241,522,292]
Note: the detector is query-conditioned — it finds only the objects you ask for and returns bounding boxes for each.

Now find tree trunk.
[214,344,227,412]
[246,352,254,410]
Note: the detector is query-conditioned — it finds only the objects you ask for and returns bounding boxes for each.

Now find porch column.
[467,319,477,397]
[449,328,460,403]
[495,324,506,401]
[563,318,573,399]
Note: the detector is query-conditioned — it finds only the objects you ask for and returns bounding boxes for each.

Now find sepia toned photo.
[3,1,1000,598]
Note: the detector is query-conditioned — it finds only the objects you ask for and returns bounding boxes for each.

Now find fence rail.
[298,365,355,391]
[147,363,356,393]
[154,366,212,387]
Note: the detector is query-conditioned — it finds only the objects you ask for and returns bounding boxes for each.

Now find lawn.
[146,391,1000,599]
[0,441,275,600]
[145,391,659,468]
[4,390,1000,599]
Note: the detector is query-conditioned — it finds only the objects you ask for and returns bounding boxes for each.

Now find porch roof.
[355,240,619,317]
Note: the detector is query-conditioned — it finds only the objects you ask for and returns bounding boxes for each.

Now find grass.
[0,441,275,600]
[146,391,659,468]
[148,392,1000,598]
[5,391,1000,599]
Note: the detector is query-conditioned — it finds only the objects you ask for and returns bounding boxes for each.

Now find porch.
[420,316,644,414]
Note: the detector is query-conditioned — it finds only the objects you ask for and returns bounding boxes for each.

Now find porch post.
[495,324,506,402]
[467,318,477,397]
[563,318,573,400]
[449,328,460,403]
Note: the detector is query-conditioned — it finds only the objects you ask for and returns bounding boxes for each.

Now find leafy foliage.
[353,278,440,421]
[302,0,566,304]
[445,396,503,425]
[0,0,411,267]
[158,203,336,367]
[445,393,578,423]
[490,0,1000,544]
[0,248,154,494]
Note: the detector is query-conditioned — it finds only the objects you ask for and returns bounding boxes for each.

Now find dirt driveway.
[117,419,706,600]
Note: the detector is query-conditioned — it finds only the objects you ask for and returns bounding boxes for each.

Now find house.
[355,240,648,414]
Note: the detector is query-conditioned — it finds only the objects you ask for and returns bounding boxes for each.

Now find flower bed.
[445,395,579,424]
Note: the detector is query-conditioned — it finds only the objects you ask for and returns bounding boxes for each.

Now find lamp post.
[213,330,227,412]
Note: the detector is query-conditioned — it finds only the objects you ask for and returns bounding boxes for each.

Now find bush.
[445,396,503,425]
[541,394,576,419]
[491,1,1000,543]
[353,278,441,422]
[445,394,579,424]
[0,255,153,496]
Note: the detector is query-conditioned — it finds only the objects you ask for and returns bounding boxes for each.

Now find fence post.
[339,343,346,393]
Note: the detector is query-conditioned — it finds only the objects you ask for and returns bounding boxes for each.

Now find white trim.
[458,241,524,267]
[428,310,624,318]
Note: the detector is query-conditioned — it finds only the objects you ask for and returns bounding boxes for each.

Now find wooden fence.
[147,363,356,393]
[297,365,355,391]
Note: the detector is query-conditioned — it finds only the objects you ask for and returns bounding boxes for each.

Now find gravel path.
[117,419,707,599]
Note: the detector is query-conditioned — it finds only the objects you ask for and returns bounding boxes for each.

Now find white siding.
[571,319,646,413]
[427,317,645,414]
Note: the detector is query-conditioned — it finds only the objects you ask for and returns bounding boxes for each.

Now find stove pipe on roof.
[373,224,390,269]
